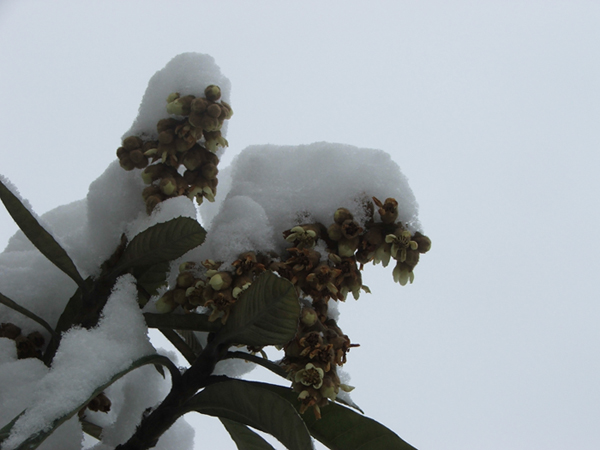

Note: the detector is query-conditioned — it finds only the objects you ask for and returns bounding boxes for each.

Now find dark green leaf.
[185,379,313,450]
[0,179,85,289]
[1,354,178,450]
[0,291,58,340]
[113,217,206,273]
[220,418,277,450]
[225,351,289,379]
[143,312,222,333]
[215,271,300,347]
[254,382,417,450]
[134,261,171,298]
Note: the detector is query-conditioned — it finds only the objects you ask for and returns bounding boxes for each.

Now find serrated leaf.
[215,271,300,347]
[0,354,178,450]
[0,291,58,340]
[113,217,206,273]
[220,418,277,450]
[185,379,313,450]
[0,179,85,289]
[253,382,417,450]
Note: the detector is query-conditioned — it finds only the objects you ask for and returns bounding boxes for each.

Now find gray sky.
[1,1,599,449]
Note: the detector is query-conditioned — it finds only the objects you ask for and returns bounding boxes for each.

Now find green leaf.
[184,379,313,450]
[0,179,86,290]
[134,261,171,299]
[0,354,178,450]
[113,217,206,273]
[143,312,222,333]
[253,382,417,450]
[220,418,277,450]
[215,271,300,347]
[0,291,58,340]
[225,351,289,380]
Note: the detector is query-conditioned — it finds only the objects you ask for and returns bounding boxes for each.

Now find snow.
[194,142,420,266]
[2,275,156,450]
[123,53,232,146]
[0,52,421,449]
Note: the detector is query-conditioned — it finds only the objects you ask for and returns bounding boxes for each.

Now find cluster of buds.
[277,197,430,417]
[116,85,232,214]
[152,196,430,418]
[155,253,267,324]
[0,322,45,360]
[282,305,356,419]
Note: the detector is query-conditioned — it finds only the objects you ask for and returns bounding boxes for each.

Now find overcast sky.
[1,1,599,449]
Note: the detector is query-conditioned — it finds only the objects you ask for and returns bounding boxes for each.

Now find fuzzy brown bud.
[412,232,432,253]
[204,85,222,102]
[201,163,219,180]
[122,136,143,150]
[333,208,353,225]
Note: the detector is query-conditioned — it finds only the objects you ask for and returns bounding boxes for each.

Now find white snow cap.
[198,142,421,265]
[123,52,232,141]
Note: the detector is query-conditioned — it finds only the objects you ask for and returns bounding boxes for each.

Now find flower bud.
[209,272,233,291]
[166,92,180,103]
[176,272,196,289]
[206,103,222,118]
[129,149,146,165]
[182,147,204,171]
[219,101,234,120]
[145,195,162,214]
[201,163,219,180]
[173,288,187,305]
[333,208,353,225]
[122,135,143,150]
[155,291,177,313]
[159,177,177,196]
[412,232,432,253]
[301,307,319,327]
[27,331,45,348]
[118,156,135,171]
[188,111,204,128]
[166,95,194,116]
[157,118,178,133]
[327,223,343,241]
[191,97,209,113]
[0,323,21,339]
[158,130,174,144]
[200,115,221,132]
[204,85,221,102]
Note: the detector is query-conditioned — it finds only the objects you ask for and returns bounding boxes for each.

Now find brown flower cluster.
[152,195,431,419]
[276,197,430,418]
[116,85,232,214]
[155,253,268,324]
[0,322,45,360]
